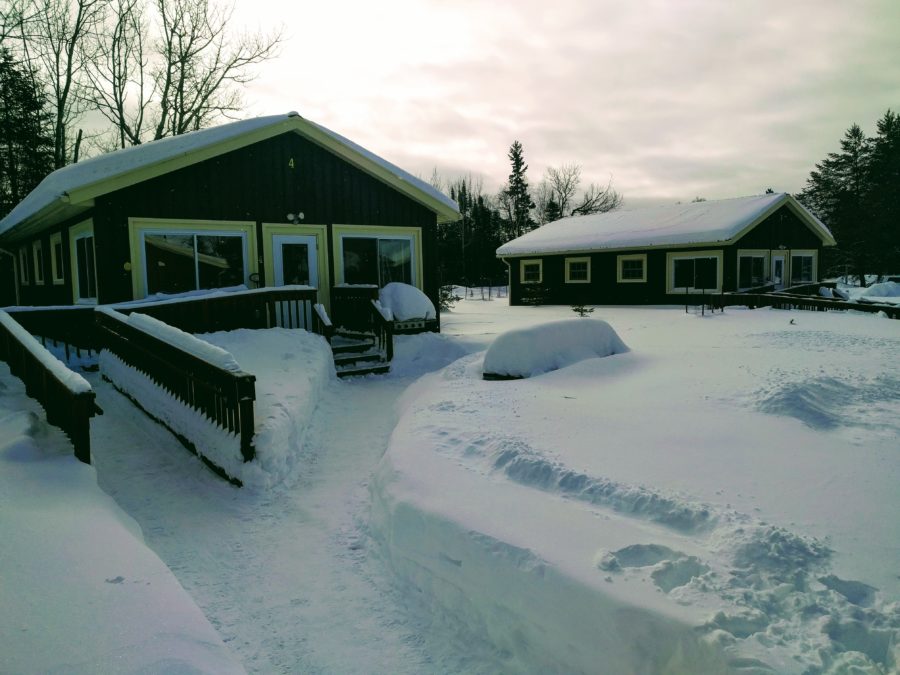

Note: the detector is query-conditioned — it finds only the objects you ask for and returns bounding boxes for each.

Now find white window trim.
[519,259,543,284]
[666,250,723,294]
[331,224,425,290]
[70,222,98,304]
[32,241,45,285]
[737,249,768,290]
[617,253,647,283]
[565,257,591,284]
[789,249,817,285]
[18,247,29,285]
[50,232,65,284]
[139,229,250,296]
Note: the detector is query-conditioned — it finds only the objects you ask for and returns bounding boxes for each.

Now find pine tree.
[503,140,534,239]
[0,48,54,218]
[544,197,562,223]
[866,110,900,274]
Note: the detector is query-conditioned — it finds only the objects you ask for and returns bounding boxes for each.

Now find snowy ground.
[3,294,899,673]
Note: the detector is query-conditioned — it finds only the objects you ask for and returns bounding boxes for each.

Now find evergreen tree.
[502,140,534,239]
[866,110,900,274]
[544,197,562,223]
[0,48,54,218]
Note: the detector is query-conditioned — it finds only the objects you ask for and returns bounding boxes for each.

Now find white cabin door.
[771,254,786,290]
[273,235,318,288]
[272,235,318,328]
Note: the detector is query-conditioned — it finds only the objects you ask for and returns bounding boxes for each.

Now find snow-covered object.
[860,280,900,298]
[0,365,244,673]
[0,113,458,235]
[0,310,91,393]
[818,286,833,298]
[496,193,834,256]
[100,307,243,373]
[378,283,436,321]
[482,319,628,378]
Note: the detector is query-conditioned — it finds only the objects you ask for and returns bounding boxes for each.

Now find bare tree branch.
[546,162,581,216]
[570,176,623,216]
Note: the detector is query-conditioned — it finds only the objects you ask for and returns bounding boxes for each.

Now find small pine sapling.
[571,304,594,317]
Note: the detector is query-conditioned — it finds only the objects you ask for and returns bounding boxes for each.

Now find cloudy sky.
[234,0,900,205]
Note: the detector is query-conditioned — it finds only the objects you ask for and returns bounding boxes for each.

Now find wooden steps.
[331,329,390,378]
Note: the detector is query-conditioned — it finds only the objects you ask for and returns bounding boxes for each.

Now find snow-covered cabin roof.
[0,112,460,241]
[496,193,835,257]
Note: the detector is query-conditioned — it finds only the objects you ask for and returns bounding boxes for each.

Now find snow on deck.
[373,300,900,673]
[0,363,245,674]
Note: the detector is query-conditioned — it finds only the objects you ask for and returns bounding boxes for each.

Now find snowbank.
[374,304,900,673]
[100,327,334,488]
[0,364,244,674]
[378,283,436,321]
[860,280,900,298]
[482,318,628,378]
[0,310,91,393]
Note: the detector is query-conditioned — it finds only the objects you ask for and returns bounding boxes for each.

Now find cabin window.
[520,259,543,284]
[32,241,44,285]
[790,252,815,284]
[565,257,590,283]
[50,233,64,284]
[18,247,29,285]
[341,236,413,286]
[738,253,766,289]
[617,254,647,283]
[667,251,721,293]
[143,231,247,296]
[73,232,97,302]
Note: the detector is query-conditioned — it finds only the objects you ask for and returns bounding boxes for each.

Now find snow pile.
[378,282,436,321]
[860,281,900,298]
[373,303,900,673]
[388,332,472,379]
[100,325,333,488]
[0,310,92,393]
[0,364,244,674]
[482,318,628,378]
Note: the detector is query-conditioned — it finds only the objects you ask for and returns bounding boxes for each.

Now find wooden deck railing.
[712,291,900,319]
[5,306,98,362]
[371,300,395,362]
[0,311,96,463]
[330,285,379,332]
[96,309,258,465]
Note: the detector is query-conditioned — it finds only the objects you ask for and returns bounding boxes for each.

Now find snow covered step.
[331,336,376,354]
[333,349,384,367]
[335,361,390,378]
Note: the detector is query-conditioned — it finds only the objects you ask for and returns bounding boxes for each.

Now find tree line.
[1,0,280,215]
[798,110,900,284]
[435,140,623,286]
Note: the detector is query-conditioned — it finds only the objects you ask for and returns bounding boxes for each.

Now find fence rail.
[712,292,900,319]
[96,310,257,464]
[0,311,96,463]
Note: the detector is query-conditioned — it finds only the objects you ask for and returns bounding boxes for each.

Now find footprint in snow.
[596,543,710,594]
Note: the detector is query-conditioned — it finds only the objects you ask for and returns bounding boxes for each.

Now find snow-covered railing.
[0,310,96,463]
[4,305,98,361]
[313,303,334,341]
[96,309,257,469]
[714,292,900,319]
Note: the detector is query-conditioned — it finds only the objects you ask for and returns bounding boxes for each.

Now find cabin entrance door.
[771,253,786,290]
[273,235,318,288]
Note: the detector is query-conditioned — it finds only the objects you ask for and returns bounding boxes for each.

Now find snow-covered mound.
[373,307,900,674]
[378,282,436,321]
[482,319,628,378]
[101,327,333,488]
[0,365,244,674]
[861,281,900,298]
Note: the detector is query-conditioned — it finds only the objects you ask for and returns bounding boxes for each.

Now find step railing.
[0,310,96,463]
[96,309,257,465]
[371,300,394,362]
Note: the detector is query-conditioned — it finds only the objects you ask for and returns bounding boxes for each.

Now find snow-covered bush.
[378,283,436,321]
[482,319,628,379]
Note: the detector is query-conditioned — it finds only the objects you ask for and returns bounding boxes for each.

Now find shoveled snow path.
[90,374,434,674]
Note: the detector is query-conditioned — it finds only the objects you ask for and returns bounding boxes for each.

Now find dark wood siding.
[89,132,439,308]
[13,215,88,307]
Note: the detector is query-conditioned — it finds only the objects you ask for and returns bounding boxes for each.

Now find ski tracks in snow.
[91,374,432,674]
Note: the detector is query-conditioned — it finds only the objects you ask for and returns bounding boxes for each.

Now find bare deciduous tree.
[29,0,107,167]
[0,0,28,44]
[571,177,623,216]
[546,162,581,216]
[150,0,281,140]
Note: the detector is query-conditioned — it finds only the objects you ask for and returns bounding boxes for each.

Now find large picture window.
[738,251,767,289]
[791,252,816,284]
[143,231,247,296]
[667,251,722,293]
[341,236,413,286]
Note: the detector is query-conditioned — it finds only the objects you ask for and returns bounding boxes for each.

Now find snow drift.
[482,318,628,378]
